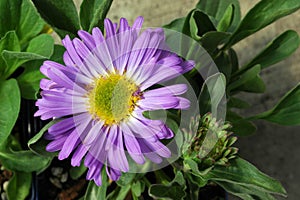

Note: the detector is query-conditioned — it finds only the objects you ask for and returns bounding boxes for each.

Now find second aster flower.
[35,16,194,185]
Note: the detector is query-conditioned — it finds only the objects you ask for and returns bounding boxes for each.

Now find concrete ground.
[74,0,300,199]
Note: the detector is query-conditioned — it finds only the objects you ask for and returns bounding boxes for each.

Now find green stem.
[142,176,151,187]
[154,170,171,185]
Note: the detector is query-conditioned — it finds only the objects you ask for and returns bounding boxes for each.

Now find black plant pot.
[19,99,42,200]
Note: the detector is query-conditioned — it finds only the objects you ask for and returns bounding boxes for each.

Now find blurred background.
[74,0,300,199]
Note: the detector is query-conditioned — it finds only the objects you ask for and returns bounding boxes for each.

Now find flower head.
[35,16,194,185]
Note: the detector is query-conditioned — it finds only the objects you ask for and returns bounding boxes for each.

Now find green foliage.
[226,111,257,136]
[149,171,186,200]
[0,137,51,173]
[32,0,80,38]
[217,4,234,32]
[80,0,113,32]
[251,84,300,125]
[196,0,241,32]
[84,169,108,200]
[183,9,216,41]
[227,97,250,109]
[17,0,45,45]
[224,0,300,48]
[199,73,226,116]
[207,158,287,199]
[28,119,59,157]
[0,0,44,45]
[69,161,87,180]
[0,31,20,79]
[163,17,186,32]
[106,185,131,200]
[7,171,32,200]
[227,65,261,93]
[244,30,300,70]
[17,35,54,99]
[0,79,20,147]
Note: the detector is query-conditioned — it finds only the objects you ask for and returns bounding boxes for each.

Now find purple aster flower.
[35,16,194,186]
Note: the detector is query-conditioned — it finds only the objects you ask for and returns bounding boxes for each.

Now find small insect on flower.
[35,16,194,186]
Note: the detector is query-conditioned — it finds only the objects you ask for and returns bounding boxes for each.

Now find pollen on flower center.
[88,74,141,125]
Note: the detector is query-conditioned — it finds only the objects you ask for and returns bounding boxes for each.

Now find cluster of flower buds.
[182,113,238,170]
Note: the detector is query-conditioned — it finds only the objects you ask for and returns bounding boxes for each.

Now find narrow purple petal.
[58,129,80,160]
[143,84,188,97]
[83,121,104,145]
[118,18,130,33]
[105,125,118,151]
[106,167,121,181]
[46,135,68,152]
[140,65,183,90]
[127,117,158,141]
[71,144,89,166]
[174,97,190,109]
[78,30,96,50]
[132,16,144,30]
[107,128,129,172]
[138,96,180,110]
[120,122,145,164]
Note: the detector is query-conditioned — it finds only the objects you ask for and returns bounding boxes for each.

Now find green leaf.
[50,44,66,64]
[252,83,300,125]
[131,181,142,197]
[16,60,44,99]
[227,97,250,109]
[2,50,46,78]
[199,31,231,54]
[0,0,45,45]
[17,34,54,99]
[199,73,226,116]
[216,181,276,200]
[227,65,261,92]
[32,0,80,38]
[225,0,300,47]
[0,1,22,38]
[84,168,108,200]
[226,111,256,136]
[245,30,300,70]
[80,0,113,32]
[17,0,45,45]
[106,185,131,200]
[28,119,59,157]
[217,4,234,32]
[184,158,212,182]
[0,31,20,79]
[196,0,241,32]
[183,9,216,41]
[70,161,87,180]
[214,50,232,80]
[236,75,266,94]
[149,171,186,200]
[163,17,186,32]
[0,139,51,173]
[207,158,287,197]
[117,173,136,187]
[0,31,20,52]
[7,171,32,200]
[228,48,239,74]
[0,79,20,147]
[26,34,54,58]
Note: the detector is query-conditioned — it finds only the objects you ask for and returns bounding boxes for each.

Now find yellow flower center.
[88,74,141,126]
